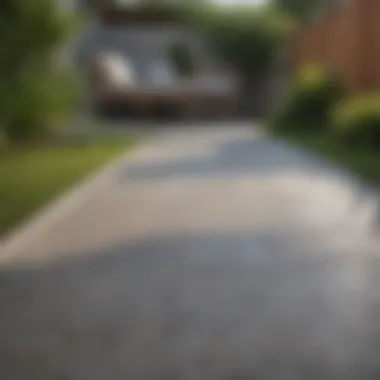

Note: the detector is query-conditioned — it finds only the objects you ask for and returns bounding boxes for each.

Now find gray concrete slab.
[1,123,380,379]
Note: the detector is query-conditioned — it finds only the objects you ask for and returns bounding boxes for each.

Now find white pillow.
[95,52,135,88]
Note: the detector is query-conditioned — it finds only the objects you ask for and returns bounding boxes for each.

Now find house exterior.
[72,1,239,119]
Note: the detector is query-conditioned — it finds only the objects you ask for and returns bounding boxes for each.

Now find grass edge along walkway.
[0,138,137,237]
[276,131,380,188]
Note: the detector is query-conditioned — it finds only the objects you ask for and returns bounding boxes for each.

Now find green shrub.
[332,94,380,149]
[272,64,343,132]
[4,69,81,143]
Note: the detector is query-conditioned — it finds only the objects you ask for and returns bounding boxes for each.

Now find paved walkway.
[1,124,380,379]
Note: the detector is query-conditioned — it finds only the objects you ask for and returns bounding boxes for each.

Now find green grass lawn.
[0,138,136,237]
[282,131,380,187]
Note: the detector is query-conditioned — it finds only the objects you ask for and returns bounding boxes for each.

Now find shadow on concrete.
[119,136,348,183]
[116,133,380,235]
[1,232,380,379]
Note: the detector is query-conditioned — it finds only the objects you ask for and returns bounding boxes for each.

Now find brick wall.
[291,0,380,93]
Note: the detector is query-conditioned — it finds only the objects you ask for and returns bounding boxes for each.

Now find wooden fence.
[291,0,380,93]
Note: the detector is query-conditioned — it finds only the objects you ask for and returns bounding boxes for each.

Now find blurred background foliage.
[0,0,83,143]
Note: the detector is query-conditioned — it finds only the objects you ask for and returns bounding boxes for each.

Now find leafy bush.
[4,69,81,142]
[332,94,380,149]
[271,64,343,132]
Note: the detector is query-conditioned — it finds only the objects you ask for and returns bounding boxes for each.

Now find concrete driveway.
[1,123,380,379]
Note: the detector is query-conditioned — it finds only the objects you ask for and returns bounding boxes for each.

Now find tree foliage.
[0,0,79,142]
[271,0,332,21]
[195,6,293,80]
[0,0,72,77]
